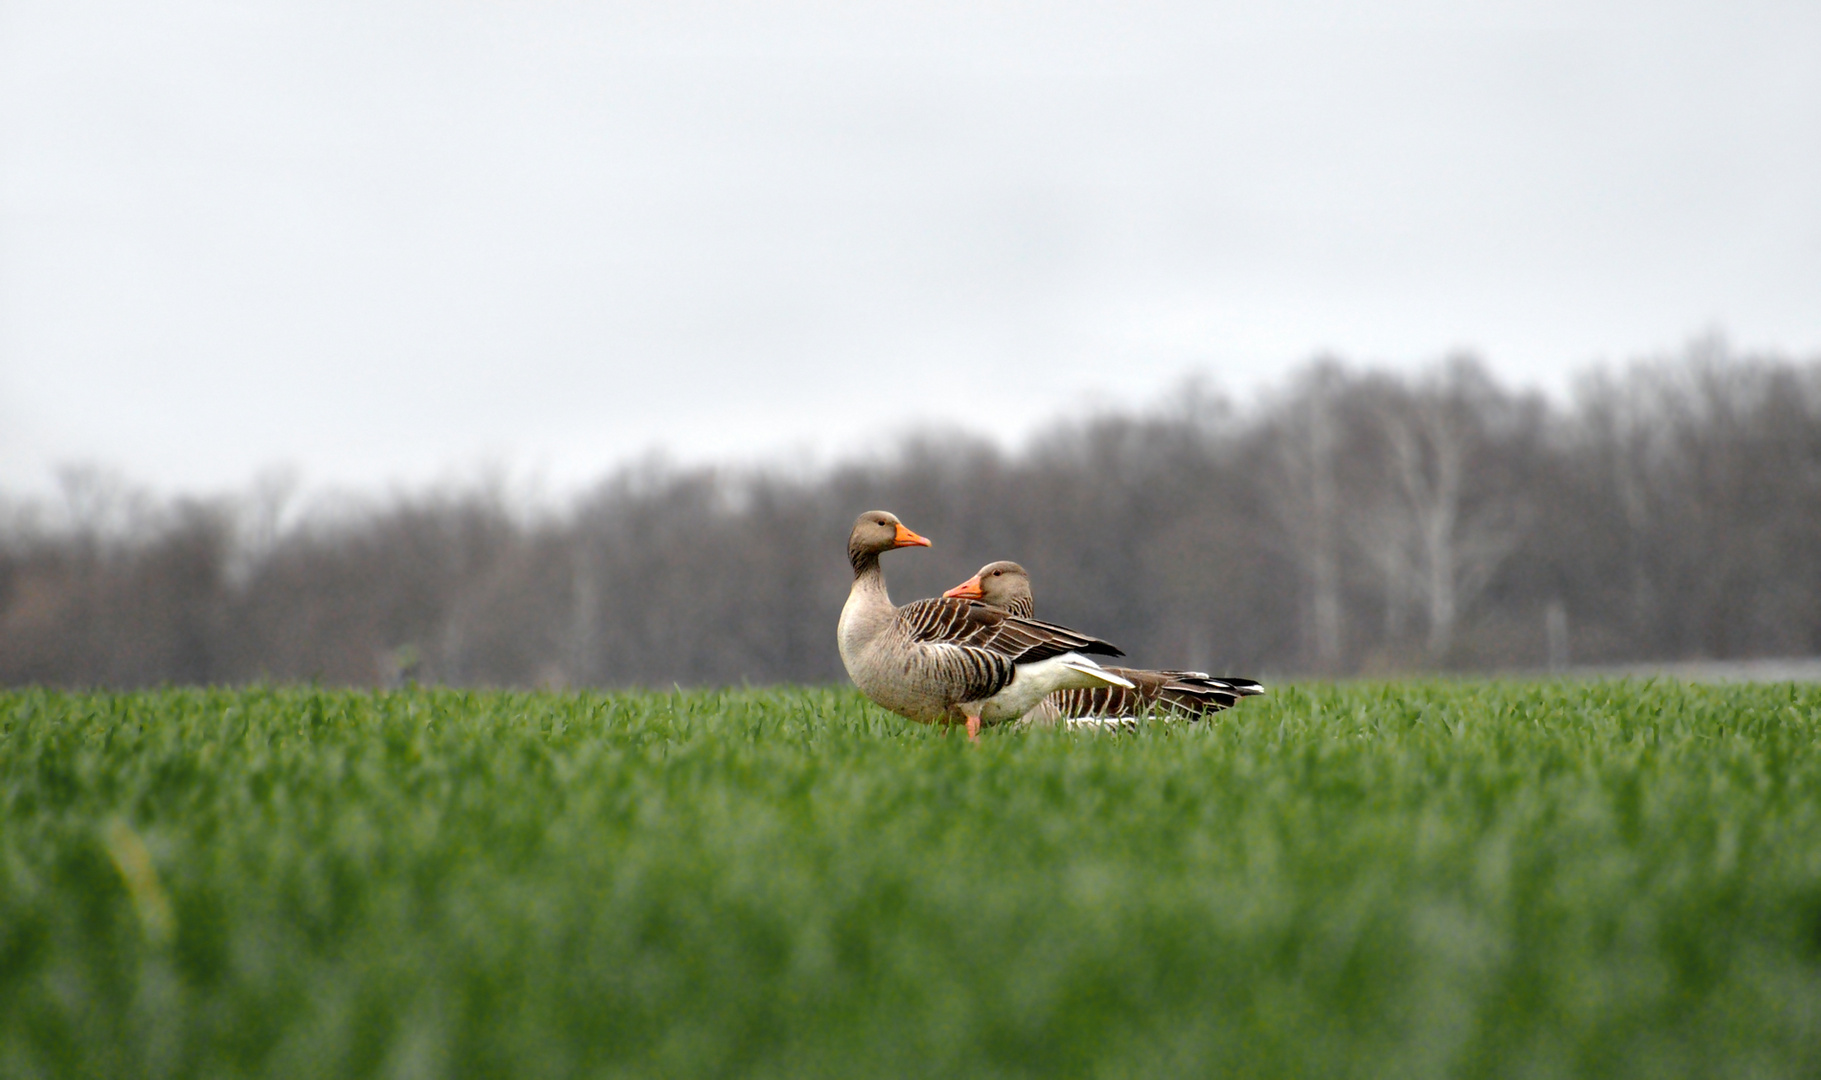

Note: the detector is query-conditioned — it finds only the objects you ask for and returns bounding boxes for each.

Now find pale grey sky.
[3,0,1818,496]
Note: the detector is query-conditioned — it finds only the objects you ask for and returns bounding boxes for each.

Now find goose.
[837,511,1136,741]
[942,560,1265,726]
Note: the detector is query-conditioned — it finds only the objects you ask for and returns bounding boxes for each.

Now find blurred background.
[2,1,1818,686]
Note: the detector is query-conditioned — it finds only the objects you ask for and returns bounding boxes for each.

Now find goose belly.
[851,659,958,724]
[840,636,962,725]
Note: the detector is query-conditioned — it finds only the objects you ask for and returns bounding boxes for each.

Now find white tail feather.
[1062,661,1134,689]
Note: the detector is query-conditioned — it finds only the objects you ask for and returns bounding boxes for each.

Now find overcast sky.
[3,0,1818,497]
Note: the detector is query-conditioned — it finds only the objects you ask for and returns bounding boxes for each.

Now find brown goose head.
[942,560,1034,618]
[847,510,932,571]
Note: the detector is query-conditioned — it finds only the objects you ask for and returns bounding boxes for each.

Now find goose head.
[848,510,932,569]
[942,560,1032,616]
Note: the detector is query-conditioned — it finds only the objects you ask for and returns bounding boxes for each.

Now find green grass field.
[4,681,1821,1078]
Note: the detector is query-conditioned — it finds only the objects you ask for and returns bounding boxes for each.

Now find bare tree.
[3,345,1817,688]
[1361,358,1524,660]
[1263,361,1347,671]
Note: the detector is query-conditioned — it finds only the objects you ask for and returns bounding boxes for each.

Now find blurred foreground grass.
[4,682,1821,1078]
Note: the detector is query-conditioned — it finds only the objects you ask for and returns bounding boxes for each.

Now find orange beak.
[943,574,984,600]
[892,523,932,548]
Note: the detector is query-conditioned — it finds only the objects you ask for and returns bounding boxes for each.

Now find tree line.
[3,338,1818,689]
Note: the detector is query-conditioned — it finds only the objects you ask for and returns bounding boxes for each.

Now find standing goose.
[837,512,1135,741]
[943,560,1265,725]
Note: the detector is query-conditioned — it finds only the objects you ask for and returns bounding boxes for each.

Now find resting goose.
[837,512,1135,741]
[943,560,1265,725]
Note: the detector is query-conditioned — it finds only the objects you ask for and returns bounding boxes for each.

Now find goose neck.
[850,554,890,605]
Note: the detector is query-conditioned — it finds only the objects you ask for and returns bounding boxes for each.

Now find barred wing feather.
[1050,670,1265,720]
[897,598,1124,664]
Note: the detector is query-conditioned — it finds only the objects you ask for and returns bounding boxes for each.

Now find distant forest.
[4,337,1819,689]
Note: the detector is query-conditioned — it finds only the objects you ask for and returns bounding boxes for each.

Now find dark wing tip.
[1015,615,1125,659]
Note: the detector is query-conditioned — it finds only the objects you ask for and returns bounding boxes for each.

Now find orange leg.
[965,714,982,743]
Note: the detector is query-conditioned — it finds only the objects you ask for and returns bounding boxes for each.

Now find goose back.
[943,559,1263,722]
[847,595,1124,725]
